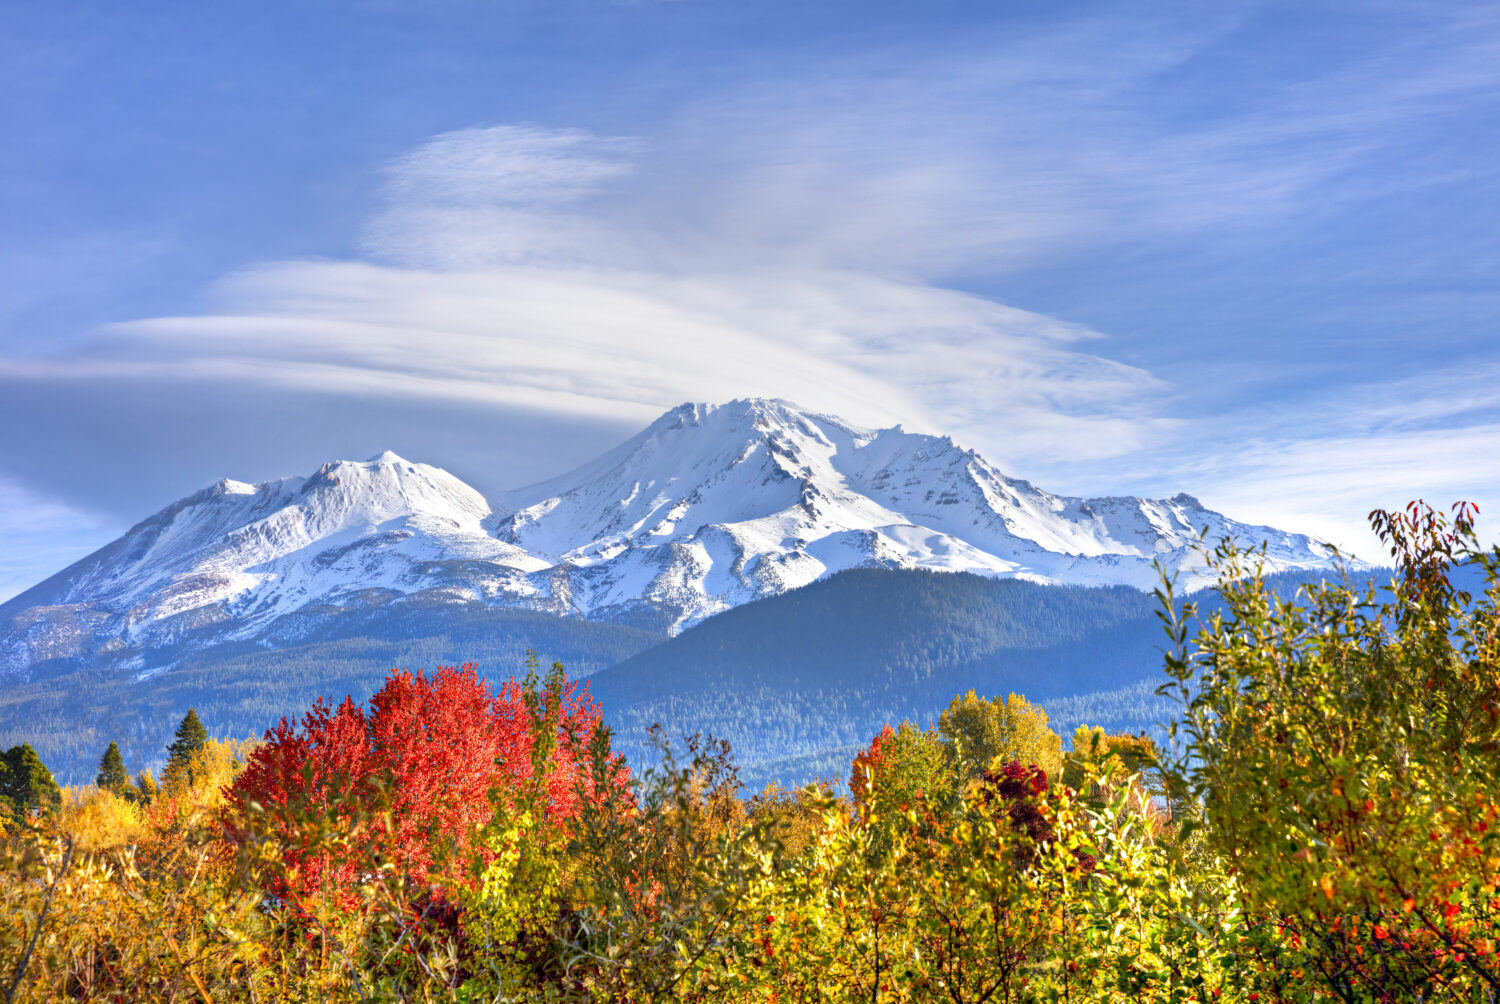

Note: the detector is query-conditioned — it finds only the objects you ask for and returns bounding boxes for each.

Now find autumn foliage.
[229,661,606,902]
[2,501,1499,1001]
[848,722,895,807]
[1160,499,1500,1000]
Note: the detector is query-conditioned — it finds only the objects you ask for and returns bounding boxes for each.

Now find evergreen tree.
[96,741,129,793]
[0,743,62,819]
[166,708,208,770]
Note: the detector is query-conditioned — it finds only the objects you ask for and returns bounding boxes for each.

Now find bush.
[228,660,606,906]
[1160,501,1500,999]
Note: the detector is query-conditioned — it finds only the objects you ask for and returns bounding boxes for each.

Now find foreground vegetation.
[0,502,1497,1002]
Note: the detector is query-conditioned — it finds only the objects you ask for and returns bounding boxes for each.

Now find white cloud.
[29,254,1164,471]
[1093,361,1500,555]
[362,125,643,269]
[0,478,118,602]
[382,125,636,209]
[626,4,1500,281]
[1169,423,1500,559]
[0,119,1171,485]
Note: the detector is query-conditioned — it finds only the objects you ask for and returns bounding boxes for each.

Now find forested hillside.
[592,566,1364,782]
[0,606,659,784]
[590,569,1171,777]
[3,563,1360,785]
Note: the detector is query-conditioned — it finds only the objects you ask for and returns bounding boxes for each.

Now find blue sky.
[1,0,1497,599]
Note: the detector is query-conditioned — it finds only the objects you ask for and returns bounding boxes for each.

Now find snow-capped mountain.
[0,453,566,679]
[0,398,1344,680]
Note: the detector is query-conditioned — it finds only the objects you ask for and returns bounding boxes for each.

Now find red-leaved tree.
[849,721,951,820]
[228,661,611,906]
[848,724,895,808]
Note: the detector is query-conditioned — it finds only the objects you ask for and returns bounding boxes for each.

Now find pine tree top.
[97,741,129,792]
[166,708,209,767]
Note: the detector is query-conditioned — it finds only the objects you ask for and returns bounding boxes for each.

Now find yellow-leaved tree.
[938,690,1063,778]
[1159,500,1500,999]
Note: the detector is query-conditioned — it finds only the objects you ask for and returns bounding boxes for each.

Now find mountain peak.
[311,449,417,475]
[649,396,874,454]
[213,477,257,496]
[652,397,829,433]
[0,399,1353,682]
[366,449,410,465]
[492,400,1348,632]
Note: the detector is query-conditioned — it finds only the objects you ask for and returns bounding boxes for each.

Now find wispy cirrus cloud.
[1098,360,1500,552]
[362,125,644,270]
[0,477,118,601]
[0,116,1174,521]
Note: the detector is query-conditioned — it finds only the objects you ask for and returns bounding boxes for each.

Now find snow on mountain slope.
[0,453,555,677]
[0,399,1348,680]
[492,399,1339,626]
